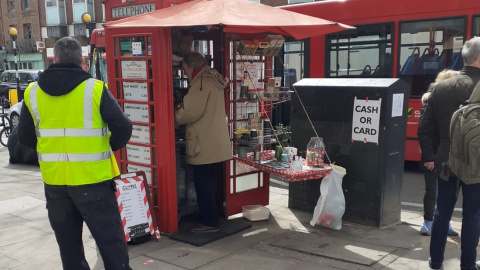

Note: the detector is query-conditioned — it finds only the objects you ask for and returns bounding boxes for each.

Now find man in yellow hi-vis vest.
[18,37,133,270]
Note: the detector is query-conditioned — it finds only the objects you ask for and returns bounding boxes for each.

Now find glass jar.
[306,137,325,167]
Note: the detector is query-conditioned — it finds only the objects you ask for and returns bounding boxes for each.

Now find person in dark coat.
[417,70,460,237]
[418,37,480,270]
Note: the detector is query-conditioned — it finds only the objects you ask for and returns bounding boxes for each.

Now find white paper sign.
[127,165,153,185]
[124,103,149,123]
[130,125,150,144]
[132,42,142,56]
[352,97,382,144]
[115,176,150,238]
[121,60,147,79]
[126,144,151,165]
[123,82,148,101]
[391,93,404,117]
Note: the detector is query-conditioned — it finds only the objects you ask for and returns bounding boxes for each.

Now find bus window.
[398,17,465,97]
[284,41,304,88]
[474,15,480,37]
[326,23,393,78]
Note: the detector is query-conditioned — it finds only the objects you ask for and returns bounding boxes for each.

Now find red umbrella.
[103,0,354,40]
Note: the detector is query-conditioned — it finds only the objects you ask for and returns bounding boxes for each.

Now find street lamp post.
[81,13,92,72]
[8,27,21,101]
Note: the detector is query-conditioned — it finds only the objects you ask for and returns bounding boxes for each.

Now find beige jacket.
[175,66,232,165]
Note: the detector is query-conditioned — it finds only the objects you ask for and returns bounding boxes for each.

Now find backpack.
[446,82,480,184]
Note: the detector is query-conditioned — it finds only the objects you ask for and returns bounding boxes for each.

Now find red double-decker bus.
[282,0,480,161]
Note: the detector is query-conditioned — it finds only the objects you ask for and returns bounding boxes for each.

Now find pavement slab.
[269,232,397,266]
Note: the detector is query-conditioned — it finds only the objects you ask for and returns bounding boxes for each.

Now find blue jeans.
[430,175,480,270]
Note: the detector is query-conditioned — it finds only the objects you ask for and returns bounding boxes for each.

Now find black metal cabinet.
[289,78,409,227]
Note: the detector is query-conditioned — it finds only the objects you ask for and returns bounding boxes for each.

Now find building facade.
[0,0,104,71]
[0,0,321,72]
[0,0,43,71]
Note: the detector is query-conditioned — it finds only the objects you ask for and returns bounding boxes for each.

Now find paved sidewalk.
[0,146,473,270]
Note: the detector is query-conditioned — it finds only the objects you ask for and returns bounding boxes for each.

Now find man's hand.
[424,161,434,171]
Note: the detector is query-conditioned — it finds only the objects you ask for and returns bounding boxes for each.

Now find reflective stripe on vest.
[37,127,108,137]
[38,151,112,162]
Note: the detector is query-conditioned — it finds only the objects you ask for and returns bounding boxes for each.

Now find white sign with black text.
[126,144,151,165]
[124,103,149,123]
[127,165,153,186]
[123,82,148,102]
[130,125,150,144]
[352,97,381,144]
[132,42,142,56]
[121,60,147,79]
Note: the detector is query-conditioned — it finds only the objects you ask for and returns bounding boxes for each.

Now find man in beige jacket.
[175,52,232,233]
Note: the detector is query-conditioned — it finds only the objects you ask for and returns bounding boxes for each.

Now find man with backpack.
[418,36,480,270]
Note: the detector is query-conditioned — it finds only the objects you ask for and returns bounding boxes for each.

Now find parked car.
[8,100,22,128]
[0,70,42,107]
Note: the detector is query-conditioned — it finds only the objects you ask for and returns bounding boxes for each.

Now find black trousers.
[44,181,132,270]
[192,163,219,227]
[423,169,437,221]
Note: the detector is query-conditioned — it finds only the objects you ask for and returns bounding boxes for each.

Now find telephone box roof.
[104,0,354,40]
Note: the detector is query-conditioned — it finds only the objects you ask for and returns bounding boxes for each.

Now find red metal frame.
[106,27,178,233]
[223,35,280,216]
[282,0,480,162]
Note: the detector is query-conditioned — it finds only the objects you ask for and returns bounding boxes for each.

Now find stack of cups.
[263,119,271,144]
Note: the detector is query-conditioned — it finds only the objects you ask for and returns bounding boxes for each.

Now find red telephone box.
[104,0,353,233]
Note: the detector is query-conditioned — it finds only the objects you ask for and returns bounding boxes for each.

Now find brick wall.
[1,0,42,53]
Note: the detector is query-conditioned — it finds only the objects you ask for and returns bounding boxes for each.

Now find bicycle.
[0,113,12,147]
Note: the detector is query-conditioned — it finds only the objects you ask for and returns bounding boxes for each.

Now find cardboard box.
[263,35,285,56]
[270,36,285,57]
[253,39,270,56]
[263,39,278,56]
[237,40,256,56]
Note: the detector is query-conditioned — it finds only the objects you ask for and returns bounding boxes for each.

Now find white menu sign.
[124,103,149,123]
[123,82,148,101]
[126,144,151,165]
[121,60,147,79]
[114,176,150,238]
[132,42,142,56]
[352,97,381,144]
[131,125,150,144]
[127,165,153,185]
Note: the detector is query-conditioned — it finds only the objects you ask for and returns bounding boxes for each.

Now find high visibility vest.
[24,79,120,186]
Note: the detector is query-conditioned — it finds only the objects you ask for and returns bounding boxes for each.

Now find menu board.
[123,82,148,101]
[121,60,147,79]
[130,125,150,144]
[126,144,151,165]
[124,103,149,123]
[127,164,153,185]
[114,171,159,242]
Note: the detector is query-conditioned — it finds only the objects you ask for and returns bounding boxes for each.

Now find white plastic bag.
[310,165,346,230]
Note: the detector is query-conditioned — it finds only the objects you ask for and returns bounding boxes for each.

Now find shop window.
[399,17,465,97]
[284,41,304,88]
[327,23,393,78]
[23,24,32,41]
[8,0,15,11]
[46,0,57,7]
[473,15,480,37]
[46,0,66,25]
[22,0,30,10]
